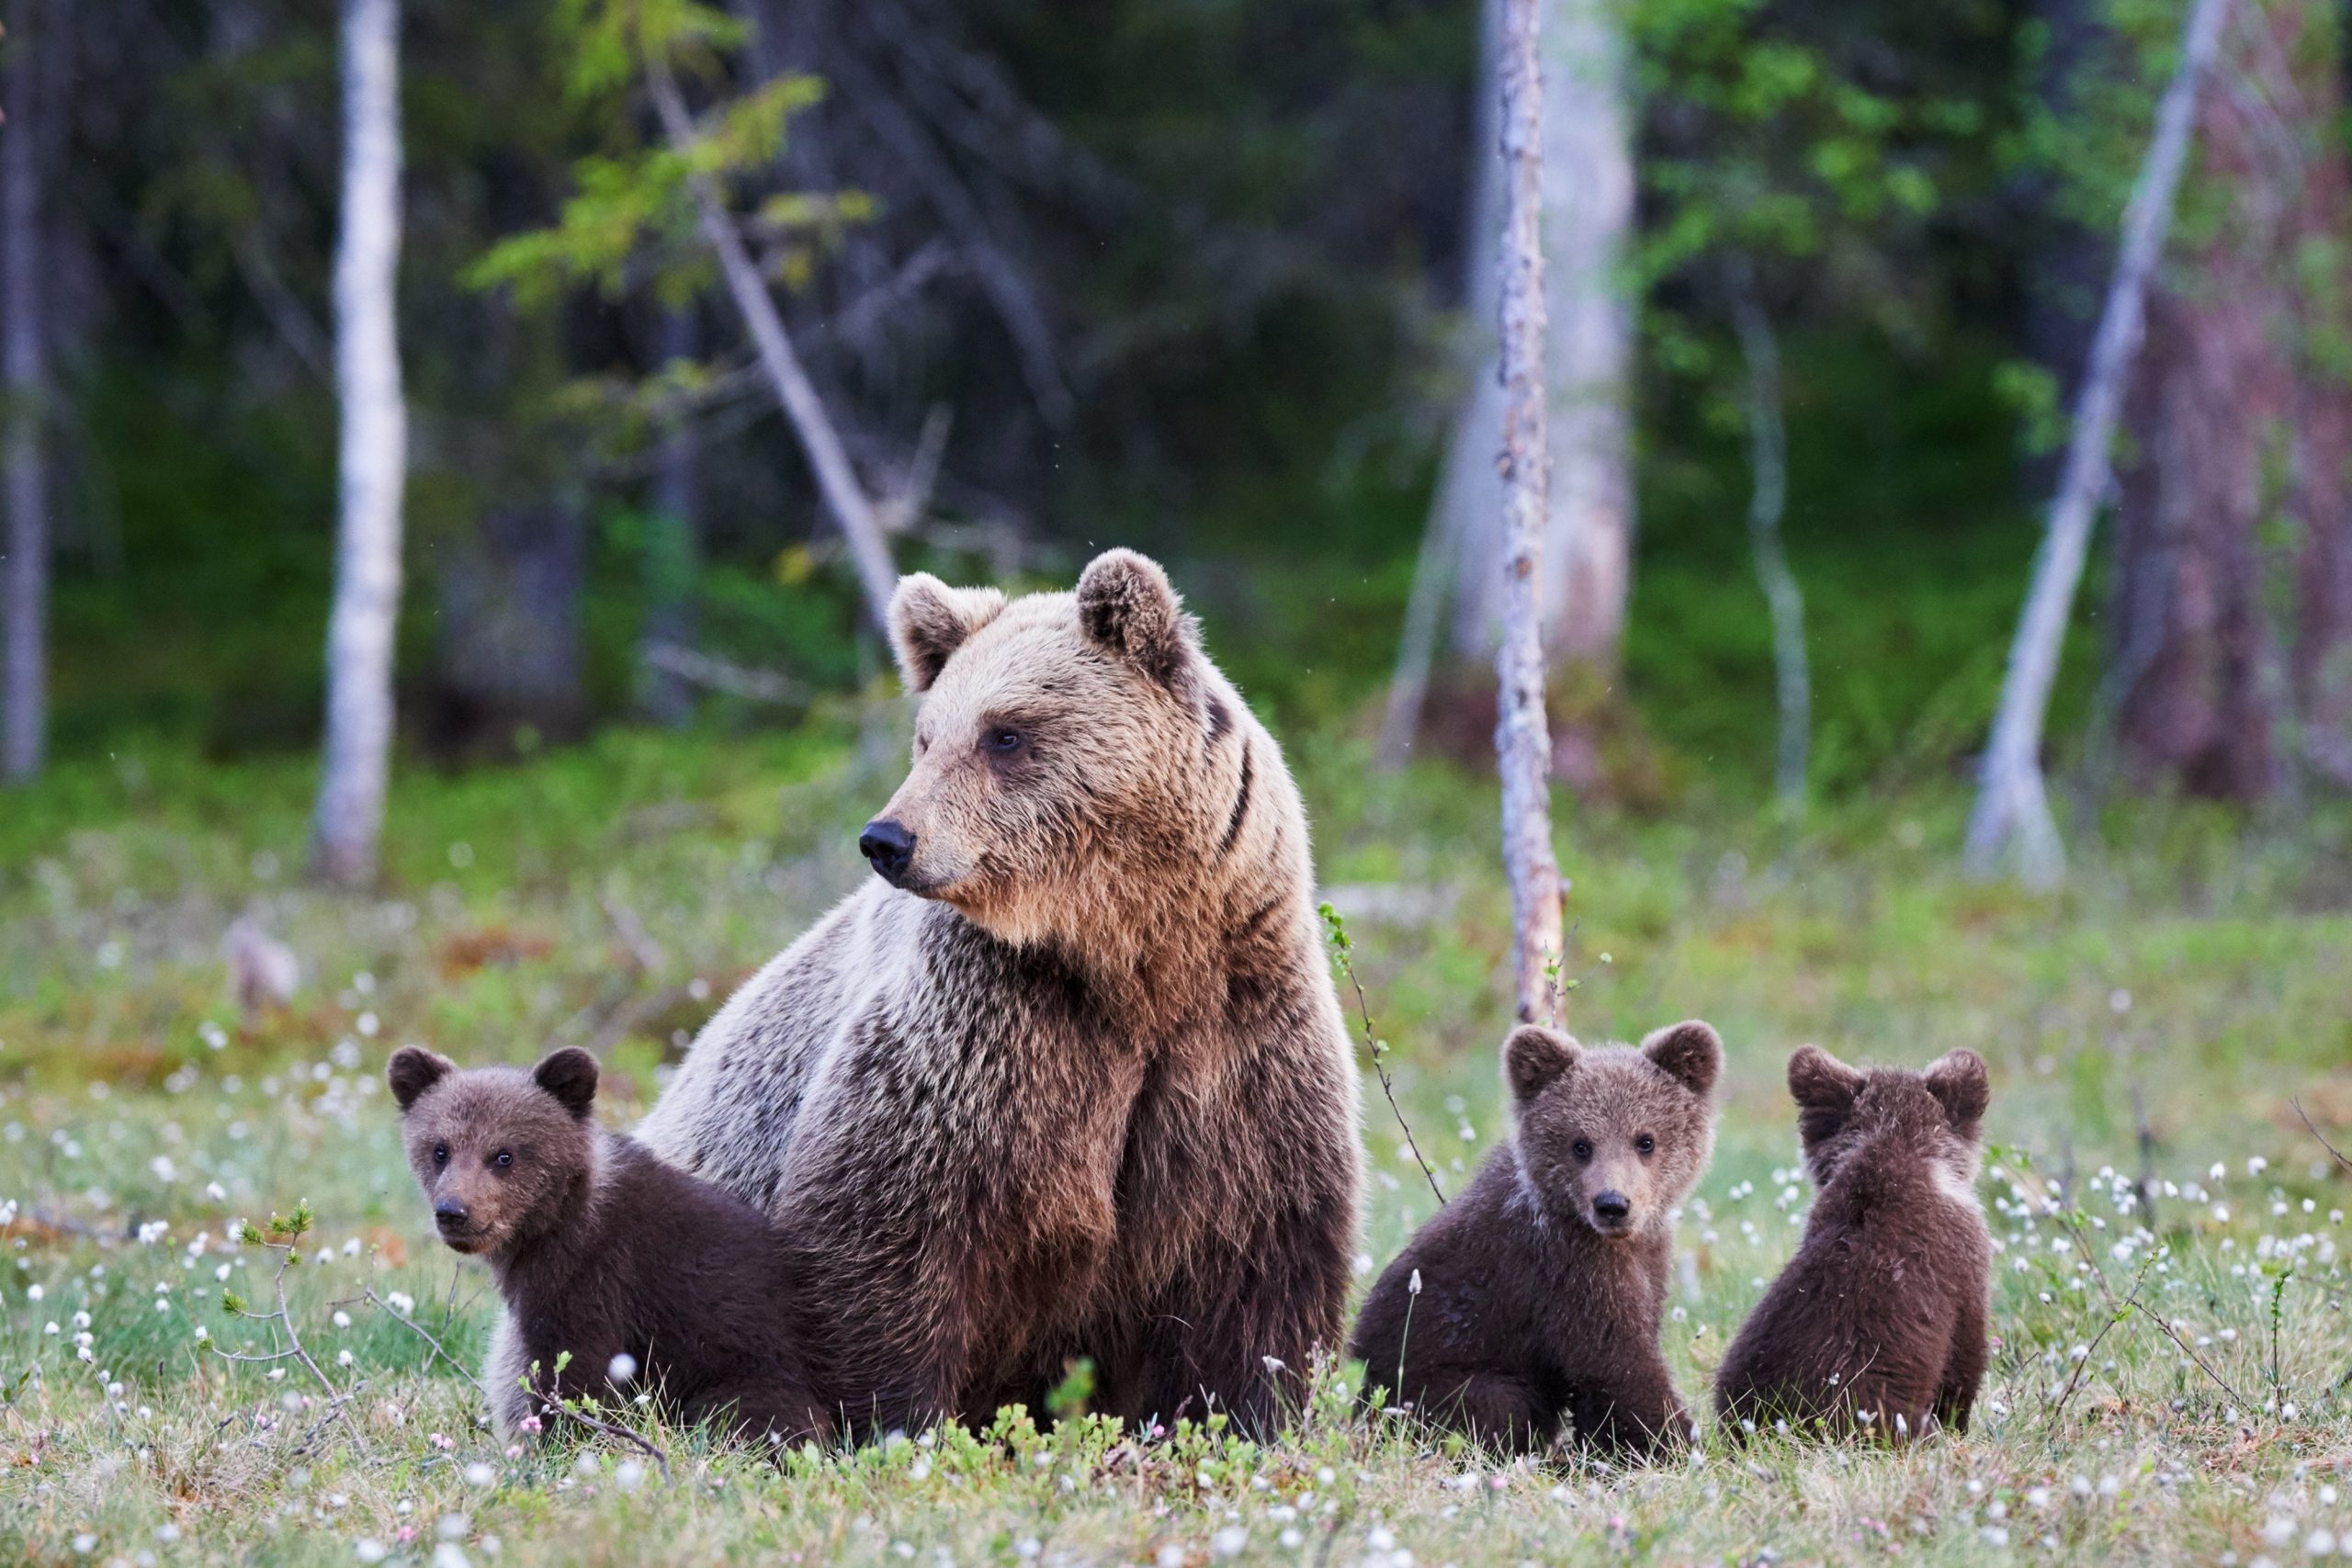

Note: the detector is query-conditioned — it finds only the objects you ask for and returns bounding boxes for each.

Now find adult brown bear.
[637,549,1363,1438]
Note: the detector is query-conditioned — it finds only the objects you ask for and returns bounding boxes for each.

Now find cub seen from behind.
[389,1045,828,1444]
[1713,1046,1992,1441]
[1349,1021,1723,1458]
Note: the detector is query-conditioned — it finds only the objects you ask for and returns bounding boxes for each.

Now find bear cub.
[1713,1046,1992,1441]
[1350,1020,1723,1458]
[389,1045,828,1444]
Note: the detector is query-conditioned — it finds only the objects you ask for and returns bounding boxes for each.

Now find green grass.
[1,717,2348,1564]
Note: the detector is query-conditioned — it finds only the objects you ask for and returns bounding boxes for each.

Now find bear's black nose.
[433,1198,470,1232]
[859,818,916,885]
[1591,1190,1632,1227]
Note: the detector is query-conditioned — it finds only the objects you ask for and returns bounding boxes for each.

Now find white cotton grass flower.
[355,1541,388,1564]
[463,1461,495,1488]
[607,1352,638,1385]
[614,1459,647,1493]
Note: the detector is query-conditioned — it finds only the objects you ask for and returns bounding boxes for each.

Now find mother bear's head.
[860,548,1281,954]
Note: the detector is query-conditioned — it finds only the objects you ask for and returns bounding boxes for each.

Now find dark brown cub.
[1348,1021,1723,1460]
[388,1045,828,1444]
[1713,1045,1993,1441]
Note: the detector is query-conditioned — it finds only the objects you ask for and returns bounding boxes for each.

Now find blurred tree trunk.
[312,0,407,887]
[432,502,587,754]
[639,302,700,727]
[2110,0,2352,799]
[1386,0,1634,764]
[1497,0,1566,1026]
[1964,0,2227,883]
[3,0,49,784]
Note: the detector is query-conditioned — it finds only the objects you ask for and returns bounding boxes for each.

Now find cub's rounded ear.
[1076,549,1197,690]
[532,1047,600,1121]
[387,1047,455,1111]
[1787,1044,1862,1145]
[888,572,1006,694]
[1924,1049,1991,1134]
[1641,1020,1724,1098]
[1504,1024,1581,1104]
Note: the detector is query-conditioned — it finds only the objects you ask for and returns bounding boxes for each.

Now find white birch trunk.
[1729,277,1809,810]
[1440,0,1634,669]
[1498,0,1567,1026]
[311,0,408,886]
[2,0,48,784]
[1962,0,2229,886]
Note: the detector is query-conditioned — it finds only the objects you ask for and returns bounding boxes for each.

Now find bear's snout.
[858,818,918,886]
[433,1196,474,1241]
[1590,1190,1634,1231]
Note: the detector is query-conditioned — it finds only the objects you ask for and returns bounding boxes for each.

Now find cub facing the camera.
[389,1045,827,1444]
[1349,1021,1723,1458]
[1713,1046,1993,1441]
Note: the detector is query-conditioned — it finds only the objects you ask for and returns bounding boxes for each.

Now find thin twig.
[345,1286,489,1398]
[1319,904,1444,1206]
[2290,1099,2352,1175]
[2054,1208,2247,1408]
[2045,1246,2157,1426]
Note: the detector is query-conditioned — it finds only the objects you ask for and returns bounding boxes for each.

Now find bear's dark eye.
[984,727,1025,755]
[493,1151,514,1168]
[1571,1138,1593,1163]
[432,1144,448,1167]
[1635,1134,1656,1156]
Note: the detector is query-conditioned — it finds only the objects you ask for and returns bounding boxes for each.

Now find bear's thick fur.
[1349,1021,1722,1458]
[636,549,1363,1437]
[388,1046,828,1443]
[1713,1046,1993,1441]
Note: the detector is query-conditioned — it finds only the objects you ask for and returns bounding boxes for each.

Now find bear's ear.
[1641,1020,1723,1098]
[1787,1045,1862,1145]
[1076,549,1198,689]
[1504,1024,1581,1104]
[1923,1049,1990,1136]
[387,1047,455,1111]
[532,1048,600,1121]
[888,572,1007,694]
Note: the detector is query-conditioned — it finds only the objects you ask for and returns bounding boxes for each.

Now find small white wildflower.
[433,1547,470,1568]
[1407,1269,1421,1296]
[614,1459,646,1493]
[337,1349,355,1368]
[464,1461,495,1488]
[607,1352,638,1384]
[27,1282,41,1301]
[1212,1526,1247,1558]
[333,1310,352,1328]
[2265,1518,2298,1548]
[355,1541,388,1564]
[2304,1530,2336,1559]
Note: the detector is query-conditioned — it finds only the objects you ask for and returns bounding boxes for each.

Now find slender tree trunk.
[1388,0,1634,756]
[1729,273,1809,810]
[646,55,896,633]
[311,0,408,887]
[2,0,48,784]
[640,302,701,726]
[1962,0,2229,885]
[1497,0,1566,1026]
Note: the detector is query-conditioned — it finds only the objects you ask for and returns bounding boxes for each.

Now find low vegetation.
[2,717,2347,1564]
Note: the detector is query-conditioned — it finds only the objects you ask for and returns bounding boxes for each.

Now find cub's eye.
[1571,1138,1593,1163]
[432,1144,448,1167]
[1635,1134,1657,1156]
[493,1151,514,1168]
[985,727,1025,755]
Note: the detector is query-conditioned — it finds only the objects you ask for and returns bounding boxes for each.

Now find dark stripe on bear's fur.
[1216,743,1256,862]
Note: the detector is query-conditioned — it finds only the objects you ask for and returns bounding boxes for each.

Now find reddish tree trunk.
[2110,0,2352,799]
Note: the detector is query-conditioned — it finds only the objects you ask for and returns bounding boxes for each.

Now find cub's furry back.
[1714,1046,1993,1441]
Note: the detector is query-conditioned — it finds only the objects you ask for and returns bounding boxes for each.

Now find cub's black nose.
[1591,1190,1632,1226]
[434,1198,470,1232]
[859,818,916,884]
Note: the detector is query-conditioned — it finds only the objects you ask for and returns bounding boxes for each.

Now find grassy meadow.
[0,711,2348,1564]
